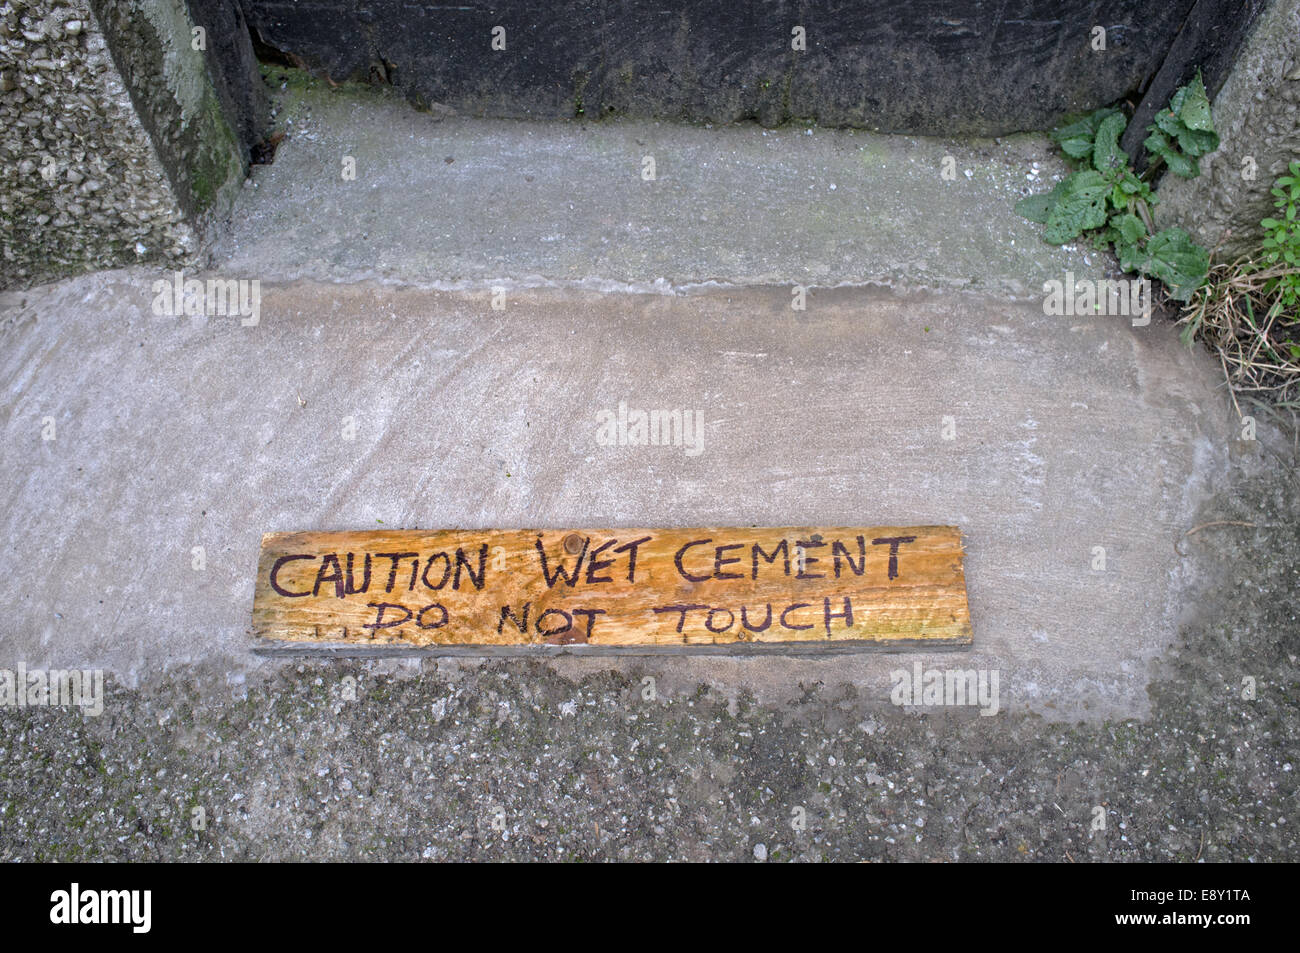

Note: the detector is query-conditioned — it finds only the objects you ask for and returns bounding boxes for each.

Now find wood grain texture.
[253,527,971,653]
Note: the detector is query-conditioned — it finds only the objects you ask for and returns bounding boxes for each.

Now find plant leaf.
[1092,112,1128,177]
[1174,125,1219,158]
[1115,240,1144,274]
[1052,107,1122,160]
[1141,228,1210,300]
[1145,129,1198,178]
[1177,72,1214,132]
[1140,74,1219,178]
[1093,228,1118,251]
[1167,84,1188,119]
[1015,180,1069,223]
[1113,213,1147,245]
[1153,107,1184,141]
[1043,171,1110,244]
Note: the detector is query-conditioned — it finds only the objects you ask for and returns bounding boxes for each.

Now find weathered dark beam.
[187,0,271,160]
[237,1,1198,136]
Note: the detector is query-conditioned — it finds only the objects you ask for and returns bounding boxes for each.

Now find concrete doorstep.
[1,274,1234,722]
[211,77,1099,296]
[1,82,1296,862]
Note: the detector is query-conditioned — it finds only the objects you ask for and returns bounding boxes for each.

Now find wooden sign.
[252,527,971,654]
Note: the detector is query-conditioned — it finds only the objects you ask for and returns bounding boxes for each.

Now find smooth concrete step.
[0,274,1231,720]
[209,78,1099,296]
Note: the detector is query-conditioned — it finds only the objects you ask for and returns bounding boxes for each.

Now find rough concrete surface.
[211,74,1100,297]
[0,0,194,289]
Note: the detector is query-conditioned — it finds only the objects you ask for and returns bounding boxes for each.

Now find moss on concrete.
[89,0,246,222]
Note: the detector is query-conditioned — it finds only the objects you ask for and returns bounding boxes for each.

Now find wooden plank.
[252,527,971,653]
